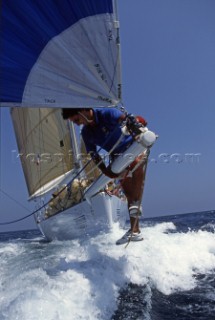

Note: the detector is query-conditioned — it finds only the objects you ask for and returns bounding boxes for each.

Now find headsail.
[0,0,122,108]
[11,108,73,198]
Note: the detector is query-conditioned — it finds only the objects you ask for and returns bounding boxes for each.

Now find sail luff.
[112,0,122,101]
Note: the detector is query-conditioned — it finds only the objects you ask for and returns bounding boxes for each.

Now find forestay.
[0,0,122,108]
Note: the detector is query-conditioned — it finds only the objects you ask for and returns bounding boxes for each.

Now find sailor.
[62,107,148,244]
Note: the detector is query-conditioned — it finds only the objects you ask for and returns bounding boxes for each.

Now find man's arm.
[90,152,118,179]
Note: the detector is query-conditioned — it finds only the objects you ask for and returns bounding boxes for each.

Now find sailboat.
[0,0,156,240]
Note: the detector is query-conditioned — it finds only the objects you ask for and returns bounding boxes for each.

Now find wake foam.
[0,222,215,319]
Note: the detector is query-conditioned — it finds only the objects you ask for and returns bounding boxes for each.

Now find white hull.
[35,192,127,241]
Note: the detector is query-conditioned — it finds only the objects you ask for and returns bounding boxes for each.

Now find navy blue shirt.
[82,108,132,155]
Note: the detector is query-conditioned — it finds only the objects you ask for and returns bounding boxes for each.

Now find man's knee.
[129,201,142,217]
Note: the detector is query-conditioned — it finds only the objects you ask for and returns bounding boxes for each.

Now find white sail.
[11,108,73,197]
[0,0,122,109]
[1,0,123,200]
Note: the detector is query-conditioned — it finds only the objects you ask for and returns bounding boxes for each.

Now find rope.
[125,149,150,248]
[0,116,125,226]
[0,159,92,226]
[1,108,141,228]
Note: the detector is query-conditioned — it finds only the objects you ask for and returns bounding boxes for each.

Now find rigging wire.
[0,188,30,212]
[0,125,120,225]
[0,159,91,226]
[0,110,129,226]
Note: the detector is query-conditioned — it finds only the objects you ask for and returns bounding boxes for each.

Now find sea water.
[0,211,215,320]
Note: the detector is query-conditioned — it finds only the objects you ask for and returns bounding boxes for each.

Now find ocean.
[0,211,215,320]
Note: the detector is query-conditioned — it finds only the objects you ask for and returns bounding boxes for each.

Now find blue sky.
[1,0,215,231]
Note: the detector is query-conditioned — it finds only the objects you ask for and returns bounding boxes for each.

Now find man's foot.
[116,229,143,245]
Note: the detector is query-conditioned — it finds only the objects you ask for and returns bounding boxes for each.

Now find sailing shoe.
[116,229,143,245]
